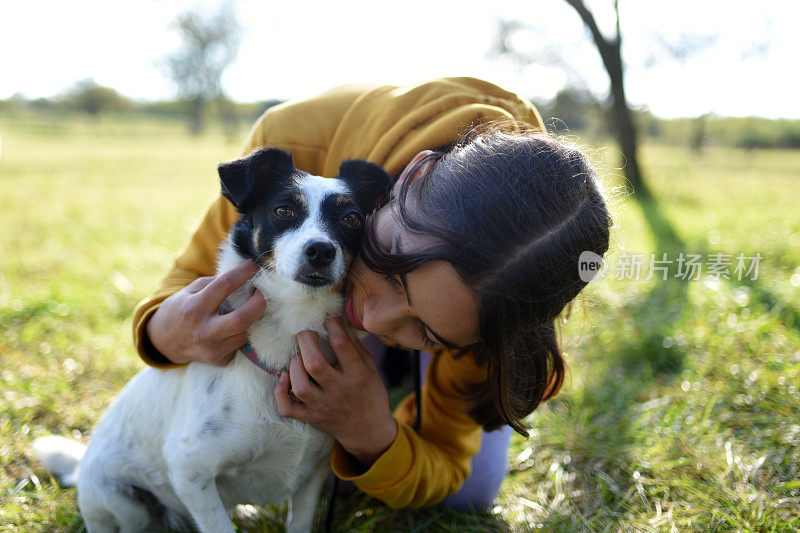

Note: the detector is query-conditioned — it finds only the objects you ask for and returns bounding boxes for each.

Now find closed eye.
[416,320,438,349]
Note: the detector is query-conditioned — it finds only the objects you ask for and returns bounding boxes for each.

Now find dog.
[33,147,392,532]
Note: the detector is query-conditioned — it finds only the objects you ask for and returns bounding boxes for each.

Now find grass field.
[1,111,799,531]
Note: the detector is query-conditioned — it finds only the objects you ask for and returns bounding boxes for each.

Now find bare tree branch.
[564,0,615,51]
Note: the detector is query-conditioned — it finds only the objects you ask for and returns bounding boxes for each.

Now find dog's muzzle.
[296,240,339,287]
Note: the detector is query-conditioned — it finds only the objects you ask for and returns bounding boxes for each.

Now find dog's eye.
[274,206,294,219]
[341,212,361,228]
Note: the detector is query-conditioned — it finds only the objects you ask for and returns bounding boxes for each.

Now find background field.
[1,111,799,531]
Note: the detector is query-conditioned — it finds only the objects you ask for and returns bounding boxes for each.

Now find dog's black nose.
[304,241,336,267]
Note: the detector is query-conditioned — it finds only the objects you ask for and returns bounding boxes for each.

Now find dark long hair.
[360,124,613,436]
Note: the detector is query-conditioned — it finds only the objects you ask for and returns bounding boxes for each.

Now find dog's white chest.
[214,418,333,507]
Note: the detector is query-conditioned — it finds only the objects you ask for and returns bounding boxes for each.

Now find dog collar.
[241,343,285,377]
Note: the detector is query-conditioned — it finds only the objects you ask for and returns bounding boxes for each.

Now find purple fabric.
[351,335,510,510]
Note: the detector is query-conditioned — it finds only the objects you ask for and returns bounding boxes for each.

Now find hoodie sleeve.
[330,348,488,508]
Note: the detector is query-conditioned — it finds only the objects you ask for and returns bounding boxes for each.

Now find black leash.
[324,349,422,531]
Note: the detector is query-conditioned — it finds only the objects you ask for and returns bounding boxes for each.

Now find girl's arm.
[275,317,486,508]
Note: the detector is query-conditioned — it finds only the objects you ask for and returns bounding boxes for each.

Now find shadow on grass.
[591,194,691,402]
[325,491,509,533]
[734,274,800,333]
[539,194,695,526]
[534,187,800,528]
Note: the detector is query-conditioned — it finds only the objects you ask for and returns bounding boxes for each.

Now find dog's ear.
[218,147,295,212]
[338,160,393,213]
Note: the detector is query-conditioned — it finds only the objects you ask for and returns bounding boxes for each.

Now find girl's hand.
[274,316,398,467]
[146,260,267,366]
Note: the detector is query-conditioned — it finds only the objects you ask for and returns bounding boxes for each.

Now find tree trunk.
[564,0,651,200]
[190,96,205,135]
[603,42,650,199]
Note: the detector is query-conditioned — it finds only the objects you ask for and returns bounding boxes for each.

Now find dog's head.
[218,147,392,289]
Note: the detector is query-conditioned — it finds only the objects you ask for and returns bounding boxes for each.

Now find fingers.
[217,332,250,357]
[193,332,248,367]
[297,331,335,382]
[185,276,214,294]
[210,290,266,336]
[288,355,319,403]
[274,373,307,420]
[325,316,369,370]
[198,260,260,313]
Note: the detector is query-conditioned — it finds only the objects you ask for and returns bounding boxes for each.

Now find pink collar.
[241,343,285,377]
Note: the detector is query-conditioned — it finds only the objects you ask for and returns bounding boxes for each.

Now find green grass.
[2,111,799,531]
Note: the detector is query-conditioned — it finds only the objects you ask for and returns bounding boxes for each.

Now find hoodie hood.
[321,77,545,177]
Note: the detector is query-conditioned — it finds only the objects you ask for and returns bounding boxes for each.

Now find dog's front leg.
[287,459,331,533]
[166,456,234,533]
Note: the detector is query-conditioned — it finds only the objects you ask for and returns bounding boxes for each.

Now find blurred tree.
[494,1,650,198]
[63,79,134,115]
[165,5,240,134]
[691,113,710,154]
[561,0,649,199]
[493,3,769,194]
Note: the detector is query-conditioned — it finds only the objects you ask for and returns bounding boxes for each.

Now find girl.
[135,77,613,510]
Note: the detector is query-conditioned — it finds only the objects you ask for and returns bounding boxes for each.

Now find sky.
[1,0,798,119]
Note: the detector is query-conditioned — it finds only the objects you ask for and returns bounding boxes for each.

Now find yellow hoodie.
[132,77,544,508]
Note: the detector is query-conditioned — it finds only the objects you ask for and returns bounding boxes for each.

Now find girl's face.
[344,152,480,351]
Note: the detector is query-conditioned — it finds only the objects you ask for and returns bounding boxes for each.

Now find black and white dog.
[34,147,392,532]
